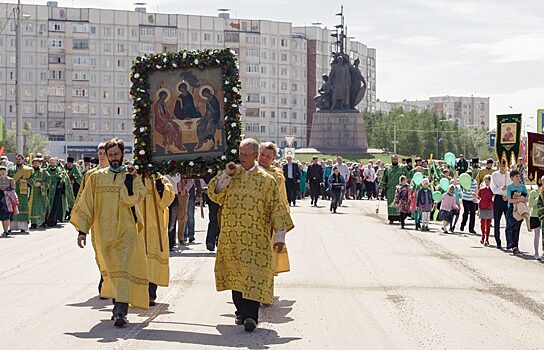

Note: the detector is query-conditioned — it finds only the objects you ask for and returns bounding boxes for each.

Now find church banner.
[130,49,243,177]
[527,132,544,182]
[495,114,522,167]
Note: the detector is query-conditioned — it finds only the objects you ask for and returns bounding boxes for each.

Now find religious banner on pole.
[130,48,243,177]
[537,109,544,134]
[495,114,522,167]
[527,132,544,182]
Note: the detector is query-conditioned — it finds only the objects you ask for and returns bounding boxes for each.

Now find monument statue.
[315,53,367,111]
[309,6,369,154]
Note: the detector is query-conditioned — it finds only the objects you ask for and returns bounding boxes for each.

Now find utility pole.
[393,123,398,154]
[15,0,24,154]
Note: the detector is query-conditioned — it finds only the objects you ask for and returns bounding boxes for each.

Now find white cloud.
[461,32,544,63]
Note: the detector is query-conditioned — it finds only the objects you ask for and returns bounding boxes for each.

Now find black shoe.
[113,313,128,328]
[99,296,108,300]
[333,208,337,213]
[149,299,156,306]
[206,243,215,251]
[243,318,257,332]
[235,315,243,325]
[460,227,465,232]
[30,224,37,230]
[496,245,502,249]
[469,230,477,234]
[189,236,195,243]
[512,247,520,255]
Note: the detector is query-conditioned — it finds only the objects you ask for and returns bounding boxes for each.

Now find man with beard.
[379,155,408,224]
[476,159,495,187]
[307,156,324,207]
[405,158,415,181]
[65,157,82,220]
[72,138,149,327]
[29,158,51,229]
[8,154,33,232]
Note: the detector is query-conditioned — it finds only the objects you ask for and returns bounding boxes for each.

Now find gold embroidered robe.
[70,168,149,309]
[208,166,294,304]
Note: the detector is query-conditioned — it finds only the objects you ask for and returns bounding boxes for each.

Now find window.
[48,86,65,96]
[280,98,287,106]
[280,82,287,91]
[103,75,111,84]
[48,103,65,112]
[103,121,111,130]
[140,27,154,36]
[140,43,154,53]
[224,32,239,42]
[117,59,126,68]
[73,71,89,81]
[49,54,65,64]
[280,38,288,47]
[72,56,89,65]
[280,67,288,76]
[40,72,47,81]
[24,71,33,82]
[217,34,223,43]
[73,40,89,50]
[103,27,112,37]
[281,111,287,118]
[24,56,33,65]
[102,106,111,115]
[131,28,138,37]
[103,90,111,99]
[71,103,89,114]
[117,122,126,131]
[261,111,266,118]
[103,59,112,68]
[50,39,64,48]
[246,93,259,103]
[292,97,298,106]
[103,43,112,52]
[271,111,276,118]
[117,28,125,37]
[280,126,287,133]
[291,126,297,134]
[246,64,259,73]
[280,53,288,61]
[116,106,125,115]
[260,66,267,74]
[25,39,34,48]
[246,48,259,57]
[117,43,126,53]
[291,83,298,91]
[191,32,198,41]
[24,88,32,97]
[292,111,297,119]
[260,125,266,133]
[260,96,266,104]
[90,26,96,35]
[37,104,46,114]
[73,23,89,33]
[73,88,87,97]
[203,33,211,41]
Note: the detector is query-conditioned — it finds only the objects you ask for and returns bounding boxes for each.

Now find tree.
[3,123,49,155]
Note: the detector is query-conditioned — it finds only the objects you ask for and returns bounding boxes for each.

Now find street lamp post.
[436,120,448,158]
[392,114,403,154]
[15,0,24,154]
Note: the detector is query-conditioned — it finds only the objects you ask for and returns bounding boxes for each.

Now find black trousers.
[461,200,476,231]
[505,206,522,249]
[285,179,297,205]
[205,199,220,248]
[493,194,508,247]
[168,196,179,249]
[98,275,104,293]
[46,188,62,227]
[149,282,158,301]
[232,290,260,322]
[365,181,375,199]
[112,300,129,317]
[309,179,321,204]
[331,189,341,210]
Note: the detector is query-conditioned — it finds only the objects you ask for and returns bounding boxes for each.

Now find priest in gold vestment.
[208,138,294,332]
[71,138,148,328]
[137,174,175,305]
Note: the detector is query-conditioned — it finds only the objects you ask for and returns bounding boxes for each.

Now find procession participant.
[65,157,82,219]
[29,158,51,229]
[258,142,289,211]
[334,156,349,206]
[164,173,180,251]
[459,170,478,234]
[204,170,221,252]
[307,156,323,207]
[505,170,527,254]
[0,166,15,237]
[82,157,92,174]
[475,159,495,187]
[363,163,377,200]
[42,155,50,169]
[8,154,33,233]
[379,155,408,224]
[328,166,346,213]
[456,154,469,174]
[71,138,149,327]
[490,160,512,249]
[323,160,333,200]
[527,180,541,259]
[477,175,494,246]
[405,158,414,180]
[208,138,294,332]
[137,173,175,306]
[298,162,307,200]
[283,155,300,207]
[393,175,411,229]
[470,158,480,180]
[46,158,72,227]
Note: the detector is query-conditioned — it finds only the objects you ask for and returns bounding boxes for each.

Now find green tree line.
[364,108,495,160]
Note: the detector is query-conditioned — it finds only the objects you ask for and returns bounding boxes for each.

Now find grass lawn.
[291,152,403,164]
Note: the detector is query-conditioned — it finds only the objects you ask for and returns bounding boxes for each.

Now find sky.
[12,0,544,130]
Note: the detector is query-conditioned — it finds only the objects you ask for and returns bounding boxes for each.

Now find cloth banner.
[527,132,544,182]
[496,114,522,167]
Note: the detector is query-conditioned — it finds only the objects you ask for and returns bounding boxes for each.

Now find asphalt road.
[1,198,543,349]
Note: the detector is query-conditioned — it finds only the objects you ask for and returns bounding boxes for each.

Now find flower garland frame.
[130,48,242,177]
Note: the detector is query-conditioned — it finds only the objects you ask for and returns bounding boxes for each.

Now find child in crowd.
[450,180,462,233]
[477,174,493,246]
[417,178,433,231]
[505,170,528,255]
[528,182,542,260]
[393,175,411,229]
[439,184,459,234]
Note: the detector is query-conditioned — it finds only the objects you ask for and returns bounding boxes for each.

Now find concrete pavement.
[0,197,543,349]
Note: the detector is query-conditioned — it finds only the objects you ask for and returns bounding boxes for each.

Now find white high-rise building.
[0,2,375,157]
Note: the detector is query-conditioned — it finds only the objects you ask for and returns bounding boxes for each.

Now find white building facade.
[0,2,375,156]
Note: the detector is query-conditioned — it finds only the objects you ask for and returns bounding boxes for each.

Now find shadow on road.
[66,296,111,311]
[260,298,296,325]
[65,322,301,348]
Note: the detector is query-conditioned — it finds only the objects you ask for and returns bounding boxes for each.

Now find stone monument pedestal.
[308,111,368,154]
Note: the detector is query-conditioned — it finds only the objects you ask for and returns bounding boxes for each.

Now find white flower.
[231,149,237,154]
[139,127,145,133]
[224,80,230,85]
[208,51,213,56]
[172,63,177,68]
[134,73,140,79]
[232,87,238,93]
[139,150,146,155]
[224,97,228,103]
[216,59,220,64]
[134,165,140,170]
[155,65,161,69]
[221,155,227,160]
[182,52,187,59]
[163,58,167,63]
[208,168,213,173]
[136,97,141,101]
[194,59,199,65]
[148,164,153,167]
[189,161,194,166]
[231,104,238,108]
[230,49,236,55]
[231,122,237,127]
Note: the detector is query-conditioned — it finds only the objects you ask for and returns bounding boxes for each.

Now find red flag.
[0,145,4,157]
